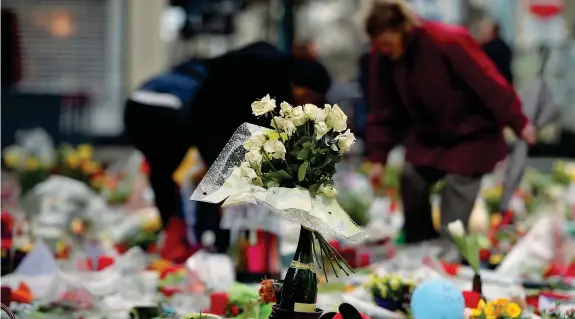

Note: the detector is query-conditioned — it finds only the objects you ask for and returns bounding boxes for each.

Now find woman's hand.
[369,162,385,190]
[521,123,536,145]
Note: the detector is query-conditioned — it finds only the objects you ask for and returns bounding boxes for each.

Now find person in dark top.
[363,0,534,244]
[479,19,514,84]
[124,41,331,261]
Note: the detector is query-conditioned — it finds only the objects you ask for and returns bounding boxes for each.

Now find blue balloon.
[411,278,465,319]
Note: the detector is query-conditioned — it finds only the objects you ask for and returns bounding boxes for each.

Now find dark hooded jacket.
[188,41,330,165]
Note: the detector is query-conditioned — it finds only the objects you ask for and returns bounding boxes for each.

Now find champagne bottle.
[280,226,317,313]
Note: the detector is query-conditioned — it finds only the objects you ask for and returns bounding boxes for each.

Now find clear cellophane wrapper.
[496,211,567,279]
[190,123,367,244]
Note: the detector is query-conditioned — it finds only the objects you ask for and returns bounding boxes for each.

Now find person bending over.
[124,41,331,261]
[363,0,534,244]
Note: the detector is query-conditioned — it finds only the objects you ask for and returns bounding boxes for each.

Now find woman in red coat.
[364,0,535,244]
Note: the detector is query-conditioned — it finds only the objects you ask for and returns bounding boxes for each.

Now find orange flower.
[259,279,276,304]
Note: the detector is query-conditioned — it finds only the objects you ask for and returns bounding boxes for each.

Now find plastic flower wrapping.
[191,95,367,276]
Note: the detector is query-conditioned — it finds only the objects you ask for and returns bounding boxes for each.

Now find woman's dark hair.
[365,0,420,38]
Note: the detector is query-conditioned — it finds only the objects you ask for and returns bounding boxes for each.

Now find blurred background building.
[2,0,575,156]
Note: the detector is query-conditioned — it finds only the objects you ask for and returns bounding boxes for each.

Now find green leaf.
[466,235,481,274]
[266,180,280,188]
[297,148,309,160]
[278,169,292,178]
[298,161,309,182]
[309,183,321,197]
[303,141,313,148]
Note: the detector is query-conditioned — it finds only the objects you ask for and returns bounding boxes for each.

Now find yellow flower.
[495,298,509,307]
[389,277,401,290]
[90,175,104,189]
[477,299,486,309]
[3,152,21,168]
[77,144,94,160]
[26,157,40,170]
[66,153,80,168]
[71,218,85,235]
[143,215,162,233]
[489,254,504,265]
[20,244,34,253]
[376,283,388,297]
[81,160,101,175]
[505,302,522,318]
[484,302,496,316]
[470,308,482,316]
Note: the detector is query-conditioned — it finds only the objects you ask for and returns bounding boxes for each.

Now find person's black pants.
[124,99,230,253]
[400,163,482,244]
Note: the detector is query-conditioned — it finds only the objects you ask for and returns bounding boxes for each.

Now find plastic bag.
[14,128,56,165]
[20,176,109,249]
[185,250,235,292]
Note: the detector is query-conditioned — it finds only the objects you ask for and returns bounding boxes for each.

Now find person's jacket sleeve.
[365,53,408,164]
[443,32,527,136]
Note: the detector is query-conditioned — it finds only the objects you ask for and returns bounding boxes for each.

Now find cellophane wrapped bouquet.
[191,95,367,276]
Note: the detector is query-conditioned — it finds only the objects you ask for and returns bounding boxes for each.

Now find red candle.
[358,253,371,267]
[328,240,340,252]
[86,256,115,271]
[246,246,265,273]
[209,292,229,315]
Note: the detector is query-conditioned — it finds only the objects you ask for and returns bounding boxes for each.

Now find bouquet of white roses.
[191,95,367,278]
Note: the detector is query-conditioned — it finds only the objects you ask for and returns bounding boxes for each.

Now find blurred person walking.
[124,41,331,262]
[478,19,514,84]
[364,0,535,244]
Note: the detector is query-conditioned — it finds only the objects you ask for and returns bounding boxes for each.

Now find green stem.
[262,152,280,173]
[130,309,140,319]
[271,116,285,142]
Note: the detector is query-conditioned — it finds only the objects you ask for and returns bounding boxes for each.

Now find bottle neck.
[292,226,314,264]
[472,273,483,295]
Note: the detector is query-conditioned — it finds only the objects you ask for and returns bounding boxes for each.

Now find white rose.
[251,94,276,116]
[447,220,466,237]
[304,104,327,122]
[243,132,267,151]
[335,129,356,153]
[326,104,347,132]
[245,150,263,169]
[263,140,287,159]
[279,102,294,117]
[271,116,296,136]
[314,121,329,140]
[290,105,307,126]
[239,162,258,181]
[318,184,338,197]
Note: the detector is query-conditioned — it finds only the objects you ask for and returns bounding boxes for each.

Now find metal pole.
[279,0,295,53]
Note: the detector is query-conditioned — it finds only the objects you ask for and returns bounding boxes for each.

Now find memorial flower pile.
[3,143,105,194]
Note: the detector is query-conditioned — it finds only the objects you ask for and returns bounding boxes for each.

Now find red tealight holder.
[462,291,481,309]
[479,248,491,262]
[328,240,340,252]
[545,264,575,278]
[334,311,371,319]
[160,286,182,298]
[84,256,115,271]
[440,262,460,276]
[209,292,229,315]
[358,253,371,268]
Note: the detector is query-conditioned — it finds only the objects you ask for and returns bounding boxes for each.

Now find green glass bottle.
[280,226,317,313]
